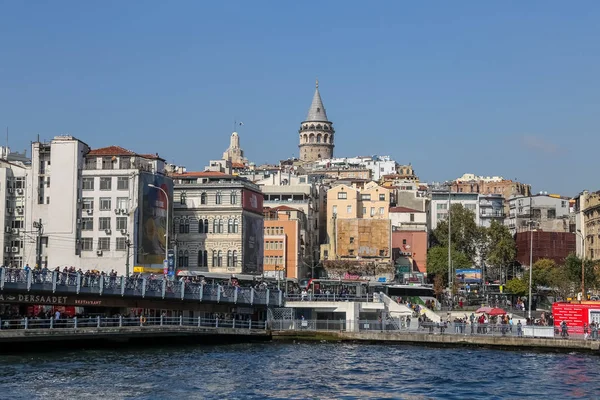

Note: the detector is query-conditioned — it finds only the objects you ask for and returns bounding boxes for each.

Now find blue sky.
[1,1,598,195]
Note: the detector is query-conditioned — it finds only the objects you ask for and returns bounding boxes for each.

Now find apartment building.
[428,191,480,231]
[172,171,264,275]
[506,194,571,235]
[263,206,305,280]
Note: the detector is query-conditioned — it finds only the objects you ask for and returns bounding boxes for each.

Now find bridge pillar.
[26,270,32,291]
[179,315,183,326]
[74,317,78,329]
[250,288,254,305]
[217,285,221,303]
[161,279,166,299]
[197,316,201,327]
[121,276,125,296]
[233,317,235,329]
[52,271,57,293]
[142,278,147,298]
[24,317,28,330]
[0,267,5,290]
[266,289,270,306]
[76,273,81,294]
[278,290,283,306]
[180,280,185,300]
[99,275,104,295]
[97,316,101,328]
[234,288,238,304]
[199,283,203,302]
[119,316,122,327]
[50,317,54,329]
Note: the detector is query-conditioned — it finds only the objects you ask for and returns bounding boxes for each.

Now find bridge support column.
[217,285,221,303]
[199,284,203,302]
[50,317,54,329]
[119,316,122,327]
[76,273,81,294]
[121,276,125,296]
[1,267,5,290]
[266,289,270,306]
[24,317,28,330]
[278,290,283,306]
[52,271,57,293]
[181,280,185,300]
[26,270,32,291]
[179,315,183,326]
[197,316,201,327]
[233,317,235,329]
[234,288,238,304]
[142,278,147,298]
[74,317,78,329]
[99,275,104,295]
[97,316,101,328]
[345,303,360,332]
[161,279,166,299]
[250,288,254,305]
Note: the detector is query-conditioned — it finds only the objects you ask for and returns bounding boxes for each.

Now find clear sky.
[1,1,598,195]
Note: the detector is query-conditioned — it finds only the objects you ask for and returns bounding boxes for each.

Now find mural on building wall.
[138,173,173,265]
[242,213,264,274]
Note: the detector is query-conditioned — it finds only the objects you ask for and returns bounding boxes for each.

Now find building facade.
[389,206,427,274]
[1,158,30,268]
[428,191,480,231]
[263,206,304,280]
[580,190,600,261]
[172,171,264,275]
[298,80,335,162]
[506,194,571,235]
[515,231,576,267]
[479,194,505,228]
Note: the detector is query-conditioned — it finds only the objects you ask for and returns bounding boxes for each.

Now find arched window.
[309,134,315,143]
[217,250,222,267]
[316,124,322,130]
[230,191,237,204]
[183,250,189,267]
[324,134,329,143]
[218,219,224,233]
[215,191,222,205]
[178,250,184,267]
[233,219,239,233]
[200,192,207,205]
[212,250,217,267]
[203,250,208,267]
[203,219,209,233]
[198,251,204,267]
[198,219,204,233]
[232,250,238,267]
[227,250,233,267]
[228,218,233,233]
[316,134,322,143]
[213,219,218,233]
[180,192,187,205]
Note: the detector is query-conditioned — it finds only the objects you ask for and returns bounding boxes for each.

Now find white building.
[478,194,505,228]
[24,136,171,275]
[428,191,480,231]
[309,156,398,181]
[506,194,571,235]
[389,206,427,232]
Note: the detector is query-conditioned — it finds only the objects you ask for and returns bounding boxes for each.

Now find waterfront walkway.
[0,268,283,307]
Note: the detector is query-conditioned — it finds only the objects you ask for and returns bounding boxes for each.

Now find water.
[0,342,599,399]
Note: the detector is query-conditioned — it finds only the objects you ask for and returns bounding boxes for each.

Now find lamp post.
[447,189,452,291]
[148,184,169,276]
[528,220,535,320]
[577,229,585,301]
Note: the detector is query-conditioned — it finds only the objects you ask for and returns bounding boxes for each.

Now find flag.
[239,122,244,126]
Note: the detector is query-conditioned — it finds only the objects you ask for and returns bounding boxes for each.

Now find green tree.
[485,220,517,282]
[433,204,479,261]
[531,258,558,288]
[426,246,471,286]
[563,253,598,291]
[505,277,528,296]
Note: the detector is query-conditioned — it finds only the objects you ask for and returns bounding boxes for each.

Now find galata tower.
[298,80,334,161]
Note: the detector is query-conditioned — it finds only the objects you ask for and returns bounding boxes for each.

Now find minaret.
[298,80,334,162]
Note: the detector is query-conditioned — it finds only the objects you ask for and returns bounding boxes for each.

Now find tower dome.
[298,80,335,162]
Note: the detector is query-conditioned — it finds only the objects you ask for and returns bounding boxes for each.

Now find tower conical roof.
[305,80,329,122]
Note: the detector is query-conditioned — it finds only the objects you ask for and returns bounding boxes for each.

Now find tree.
[432,204,479,261]
[426,246,471,286]
[505,277,528,296]
[531,258,558,288]
[485,220,517,282]
[563,253,598,291]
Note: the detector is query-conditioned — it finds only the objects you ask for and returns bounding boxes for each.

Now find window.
[213,219,223,233]
[337,192,347,199]
[116,237,127,251]
[116,197,129,210]
[465,204,476,211]
[548,209,556,219]
[362,207,366,215]
[102,158,114,170]
[203,218,209,233]
[120,158,131,169]
[213,250,222,267]
[436,203,447,210]
[349,237,355,244]
[99,217,111,230]
[116,217,127,230]
[201,193,207,205]
[199,219,205,234]
[410,213,415,222]
[99,197,112,211]
[81,238,93,251]
[379,207,384,215]
[232,250,237,267]
[81,218,94,231]
[349,249,355,256]
[379,249,385,257]
[228,219,233,233]
[379,194,385,201]
[227,250,233,267]
[360,194,371,201]
[233,219,239,233]
[82,198,94,211]
[178,250,189,268]
[347,205,352,214]
[437,213,446,221]
[82,178,94,191]
[370,207,375,217]
[179,219,190,233]
[98,238,110,251]
[198,250,208,267]
[403,239,407,245]
[180,192,187,205]
[230,192,237,204]
[100,177,112,190]
[117,177,129,190]
[215,191,222,205]
[332,205,337,215]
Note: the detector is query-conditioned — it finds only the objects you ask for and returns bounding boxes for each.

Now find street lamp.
[528,220,535,321]
[447,189,452,291]
[148,184,169,276]
[577,229,585,301]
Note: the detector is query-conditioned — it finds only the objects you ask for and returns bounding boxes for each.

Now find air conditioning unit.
[96,250,103,256]
[11,247,18,253]
[114,209,121,215]
[104,229,112,235]
[7,208,13,214]
[120,209,127,214]
[4,247,11,253]
[5,227,11,233]
[120,229,127,235]
[16,189,24,195]
[87,209,93,215]
[7,188,13,194]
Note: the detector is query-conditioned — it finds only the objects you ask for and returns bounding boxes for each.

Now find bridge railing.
[0,316,267,331]
[0,268,283,307]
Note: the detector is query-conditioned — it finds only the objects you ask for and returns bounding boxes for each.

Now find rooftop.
[389,206,424,213]
[88,146,164,161]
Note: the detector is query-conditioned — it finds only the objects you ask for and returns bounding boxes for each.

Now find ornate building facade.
[298,80,335,162]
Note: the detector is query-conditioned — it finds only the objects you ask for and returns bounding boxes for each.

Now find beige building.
[581,190,600,261]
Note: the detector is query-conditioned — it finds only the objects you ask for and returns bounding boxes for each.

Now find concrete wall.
[392,230,427,273]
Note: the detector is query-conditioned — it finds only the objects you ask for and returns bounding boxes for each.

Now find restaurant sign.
[0,294,68,304]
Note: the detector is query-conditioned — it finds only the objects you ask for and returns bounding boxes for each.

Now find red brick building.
[515,231,576,266]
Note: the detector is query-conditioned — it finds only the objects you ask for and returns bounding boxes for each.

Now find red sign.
[242,189,263,214]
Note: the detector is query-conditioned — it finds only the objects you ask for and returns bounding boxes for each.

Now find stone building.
[579,190,600,261]
[172,171,264,275]
[298,80,335,162]
[222,131,248,167]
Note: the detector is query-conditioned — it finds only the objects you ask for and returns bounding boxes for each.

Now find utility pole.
[447,189,452,290]
[125,236,132,277]
[33,219,43,268]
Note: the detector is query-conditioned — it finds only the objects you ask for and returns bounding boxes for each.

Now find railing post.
[216,317,219,328]
[76,272,81,294]
[99,275,104,295]
[199,284,203,302]
[266,289,270,306]
[119,315,123,327]
[142,278,147,298]
[0,267,5,290]
[160,315,164,326]
[24,317,28,330]
[249,319,252,330]
[51,271,57,293]
[161,279,166,299]
[97,315,101,328]
[217,285,221,303]
[233,317,236,329]
[250,288,255,305]
[234,287,238,304]
[181,280,185,300]
[121,276,126,296]
[26,270,32,291]
[74,317,78,329]
[278,290,283,306]
[50,317,54,329]
[197,316,201,327]
[179,315,183,326]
